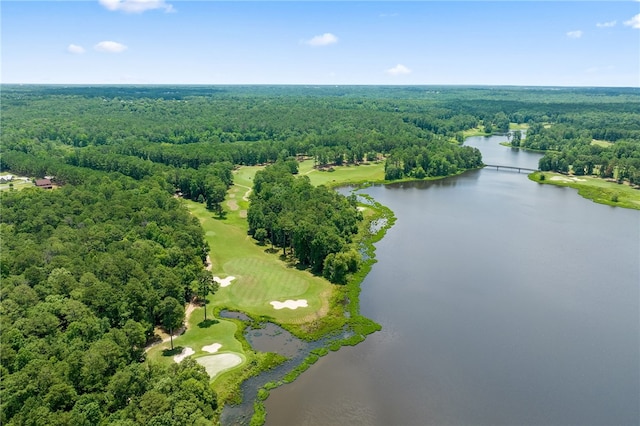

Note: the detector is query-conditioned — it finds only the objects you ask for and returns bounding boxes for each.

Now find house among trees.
[35,178,53,189]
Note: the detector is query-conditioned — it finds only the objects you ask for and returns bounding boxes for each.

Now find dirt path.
[235,184,252,201]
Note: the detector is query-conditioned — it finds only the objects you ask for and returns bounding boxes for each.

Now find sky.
[1,1,639,87]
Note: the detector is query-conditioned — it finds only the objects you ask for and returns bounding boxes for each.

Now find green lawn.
[298,159,385,187]
[529,172,640,210]
[185,197,334,322]
[146,308,245,366]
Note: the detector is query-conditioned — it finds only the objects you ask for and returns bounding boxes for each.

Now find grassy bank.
[529,172,640,210]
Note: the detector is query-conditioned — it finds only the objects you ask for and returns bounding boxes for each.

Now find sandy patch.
[550,176,587,183]
[196,353,243,379]
[227,199,239,211]
[270,299,308,310]
[214,276,236,287]
[239,210,247,218]
[357,206,366,212]
[174,346,195,363]
[202,343,222,353]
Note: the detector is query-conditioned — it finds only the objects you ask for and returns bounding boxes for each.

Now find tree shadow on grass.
[162,346,184,357]
[197,319,219,328]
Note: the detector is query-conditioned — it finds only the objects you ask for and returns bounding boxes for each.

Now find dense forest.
[0,174,218,424]
[1,85,639,425]
[514,121,640,183]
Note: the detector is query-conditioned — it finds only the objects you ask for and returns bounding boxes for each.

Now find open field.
[591,139,614,148]
[461,127,488,138]
[0,173,33,191]
[509,123,529,131]
[529,172,640,210]
[298,159,385,186]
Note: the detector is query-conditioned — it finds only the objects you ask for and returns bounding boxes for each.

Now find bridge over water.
[483,164,539,173]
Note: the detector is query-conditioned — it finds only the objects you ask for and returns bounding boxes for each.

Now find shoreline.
[528,171,640,210]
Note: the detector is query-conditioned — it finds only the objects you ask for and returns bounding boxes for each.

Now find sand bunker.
[270,299,308,310]
[202,343,222,353]
[174,346,195,363]
[196,353,243,379]
[550,176,587,183]
[214,276,236,287]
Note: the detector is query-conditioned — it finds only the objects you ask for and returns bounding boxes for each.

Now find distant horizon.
[2,1,639,87]
[3,82,639,89]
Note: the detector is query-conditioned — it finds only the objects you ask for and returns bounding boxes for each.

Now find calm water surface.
[264,135,640,426]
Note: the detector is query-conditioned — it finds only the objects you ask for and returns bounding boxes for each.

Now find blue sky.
[2,1,639,86]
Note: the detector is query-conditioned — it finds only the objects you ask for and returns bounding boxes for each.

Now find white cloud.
[303,33,338,47]
[67,44,85,54]
[94,41,128,53]
[596,20,617,28]
[99,0,174,14]
[385,64,411,76]
[624,14,640,29]
[566,30,583,39]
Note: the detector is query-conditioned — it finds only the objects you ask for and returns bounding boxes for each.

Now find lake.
[264,134,640,425]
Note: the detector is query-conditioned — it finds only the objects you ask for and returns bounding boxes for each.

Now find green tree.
[158,297,184,350]
[196,270,218,322]
[512,130,522,147]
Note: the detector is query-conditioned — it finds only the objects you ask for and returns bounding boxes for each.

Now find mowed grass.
[298,159,385,187]
[233,164,264,189]
[184,193,334,325]
[530,172,640,210]
[146,307,245,365]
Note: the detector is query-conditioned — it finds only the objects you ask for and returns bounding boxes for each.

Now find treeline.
[515,123,640,184]
[247,162,361,284]
[384,142,483,180]
[1,145,234,211]
[1,85,500,198]
[0,174,217,424]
